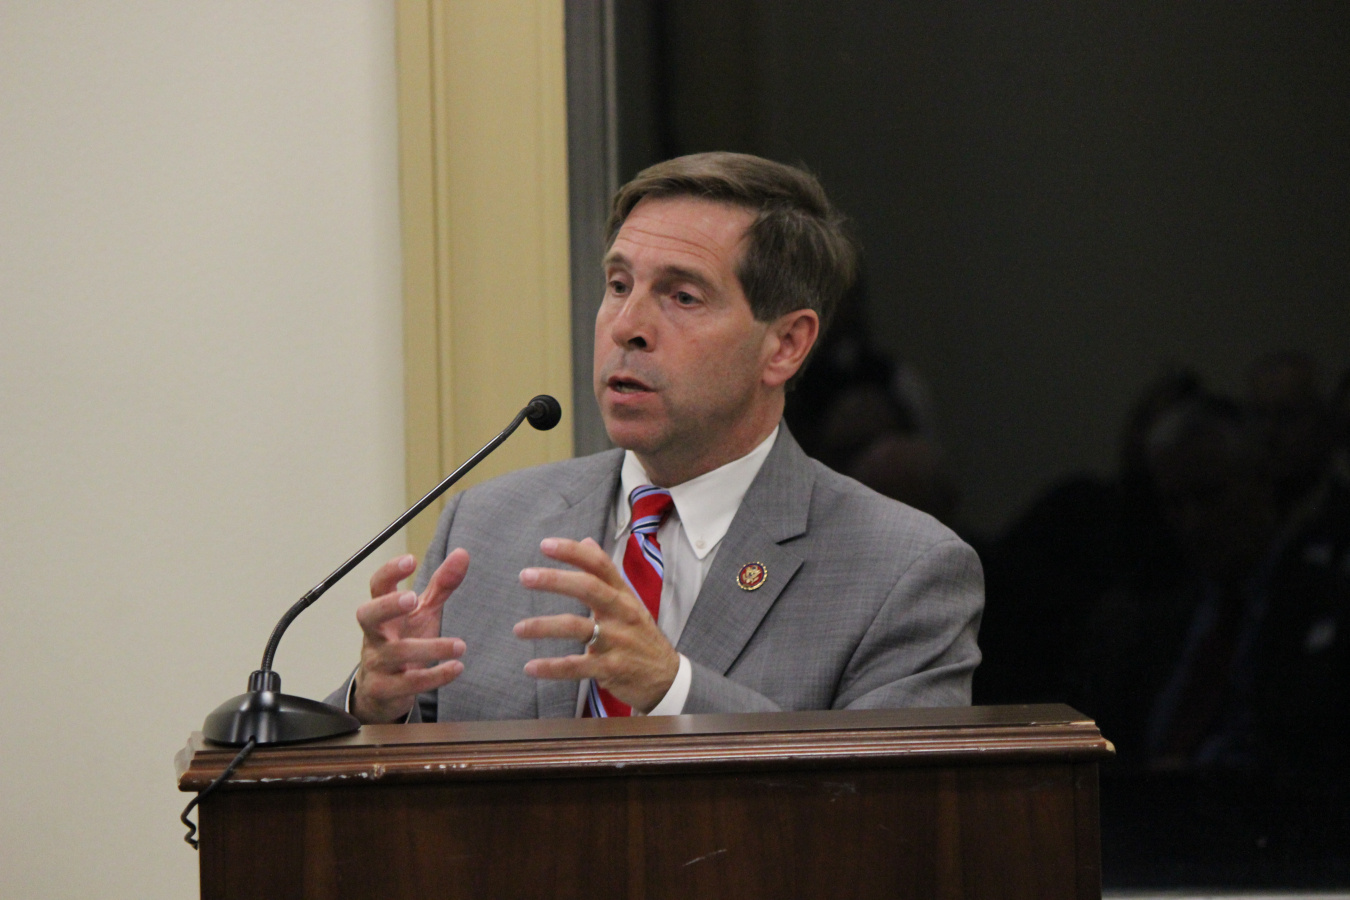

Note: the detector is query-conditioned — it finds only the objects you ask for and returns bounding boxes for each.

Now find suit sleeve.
[682,537,984,713]
[835,537,983,708]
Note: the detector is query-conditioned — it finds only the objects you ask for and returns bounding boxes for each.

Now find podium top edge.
[179,704,1112,791]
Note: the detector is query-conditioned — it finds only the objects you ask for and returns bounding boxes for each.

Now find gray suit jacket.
[335,427,983,721]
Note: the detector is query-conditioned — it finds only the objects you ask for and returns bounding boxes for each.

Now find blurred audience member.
[1141,397,1281,770]
[1141,390,1350,773]
[1334,368,1350,454]
[847,432,959,527]
[785,279,960,526]
[1245,351,1336,516]
[977,355,1348,883]
[976,369,1200,761]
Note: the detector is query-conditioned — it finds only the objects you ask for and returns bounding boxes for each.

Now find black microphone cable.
[181,737,257,849]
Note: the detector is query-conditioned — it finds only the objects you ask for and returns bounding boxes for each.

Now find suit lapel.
[676,428,814,674]
[532,450,624,718]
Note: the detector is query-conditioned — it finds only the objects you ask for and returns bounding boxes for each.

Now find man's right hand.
[351,549,470,723]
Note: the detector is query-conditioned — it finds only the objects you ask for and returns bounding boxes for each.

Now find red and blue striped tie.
[586,485,674,718]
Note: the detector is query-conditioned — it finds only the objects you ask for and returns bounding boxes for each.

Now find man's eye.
[674,291,698,305]
[609,280,630,295]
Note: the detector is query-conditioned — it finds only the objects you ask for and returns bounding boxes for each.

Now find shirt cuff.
[645,653,692,716]
[345,674,359,713]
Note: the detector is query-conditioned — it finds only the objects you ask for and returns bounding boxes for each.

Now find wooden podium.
[177,704,1112,899]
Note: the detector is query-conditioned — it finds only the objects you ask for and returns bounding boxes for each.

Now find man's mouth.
[608,375,652,394]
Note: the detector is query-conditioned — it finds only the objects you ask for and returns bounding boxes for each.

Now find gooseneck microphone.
[200,395,563,747]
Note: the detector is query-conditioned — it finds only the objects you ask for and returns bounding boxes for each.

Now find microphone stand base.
[203,681,360,746]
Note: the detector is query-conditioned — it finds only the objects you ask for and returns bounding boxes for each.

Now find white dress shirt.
[580,426,779,716]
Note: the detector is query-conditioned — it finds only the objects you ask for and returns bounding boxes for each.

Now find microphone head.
[526,394,562,431]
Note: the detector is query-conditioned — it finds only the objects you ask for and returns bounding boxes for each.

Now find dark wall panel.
[619,0,1349,533]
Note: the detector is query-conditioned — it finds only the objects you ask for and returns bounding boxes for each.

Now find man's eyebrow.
[602,250,633,273]
[657,265,716,293]
[602,254,716,293]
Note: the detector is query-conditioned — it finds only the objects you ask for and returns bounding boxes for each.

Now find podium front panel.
[179,704,1112,899]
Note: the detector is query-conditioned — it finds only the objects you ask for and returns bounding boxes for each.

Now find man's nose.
[608,291,654,351]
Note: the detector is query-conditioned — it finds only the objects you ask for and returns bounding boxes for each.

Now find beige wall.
[397,0,574,559]
[0,4,405,896]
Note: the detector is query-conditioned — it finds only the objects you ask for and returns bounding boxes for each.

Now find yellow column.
[397,0,574,559]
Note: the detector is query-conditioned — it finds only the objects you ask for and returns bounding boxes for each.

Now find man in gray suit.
[342,152,983,724]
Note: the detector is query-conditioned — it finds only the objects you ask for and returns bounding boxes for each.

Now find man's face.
[593,195,784,485]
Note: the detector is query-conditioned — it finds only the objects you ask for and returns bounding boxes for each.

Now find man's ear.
[761,309,820,388]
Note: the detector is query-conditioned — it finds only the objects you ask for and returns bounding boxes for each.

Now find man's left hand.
[513,537,679,713]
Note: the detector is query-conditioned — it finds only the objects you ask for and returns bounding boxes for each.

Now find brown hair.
[606,152,858,343]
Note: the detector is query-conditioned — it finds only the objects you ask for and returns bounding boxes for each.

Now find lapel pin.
[736,562,768,591]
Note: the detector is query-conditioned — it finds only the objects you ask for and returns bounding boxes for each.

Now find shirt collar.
[614,426,779,560]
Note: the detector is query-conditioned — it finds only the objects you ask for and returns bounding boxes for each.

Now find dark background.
[611,1,1350,888]
[615,0,1348,537]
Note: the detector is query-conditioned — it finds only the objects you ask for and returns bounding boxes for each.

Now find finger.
[512,614,595,643]
[523,654,592,681]
[360,659,464,704]
[368,636,466,672]
[518,566,631,620]
[417,548,470,614]
[396,659,464,694]
[356,589,419,637]
[370,554,418,599]
[539,537,627,591]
